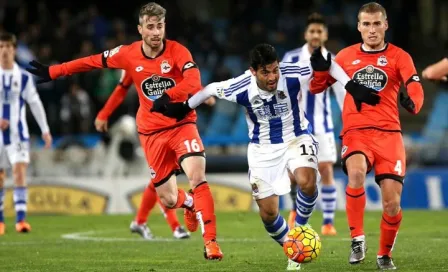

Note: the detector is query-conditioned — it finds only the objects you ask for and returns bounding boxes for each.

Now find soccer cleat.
[203,240,223,260]
[0,222,5,235]
[376,255,396,270]
[173,226,190,239]
[129,220,154,240]
[321,224,337,236]
[349,237,367,264]
[287,210,296,229]
[286,258,301,271]
[15,221,31,233]
[184,192,198,232]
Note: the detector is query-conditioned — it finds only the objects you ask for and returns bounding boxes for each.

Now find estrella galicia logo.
[353,65,388,91]
[141,75,176,100]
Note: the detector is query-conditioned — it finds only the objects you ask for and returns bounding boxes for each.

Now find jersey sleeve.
[188,71,251,108]
[164,43,202,100]
[396,50,424,114]
[49,45,130,79]
[96,70,132,120]
[309,51,346,94]
[21,73,50,134]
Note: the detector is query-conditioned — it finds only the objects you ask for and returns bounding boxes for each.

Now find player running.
[157,43,376,270]
[0,32,52,235]
[27,3,222,259]
[282,13,345,235]
[309,2,424,270]
[95,69,212,240]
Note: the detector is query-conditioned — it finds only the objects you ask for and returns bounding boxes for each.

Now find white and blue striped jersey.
[282,44,345,135]
[0,63,49,145]
[210,60,314,144]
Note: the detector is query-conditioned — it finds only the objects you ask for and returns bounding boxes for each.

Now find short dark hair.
[306,13,326,28]
[249,44,278,70]
[358,2,387,20]
[0,32,17,47]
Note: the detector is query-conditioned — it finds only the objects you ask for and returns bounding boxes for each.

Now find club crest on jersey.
[160,60,172,74]
[278,91,287,100]
[141,75,176,101]
[377,55,388,66]
[353,65,388,92]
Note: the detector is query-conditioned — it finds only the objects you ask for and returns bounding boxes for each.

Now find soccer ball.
[283,226,321,263]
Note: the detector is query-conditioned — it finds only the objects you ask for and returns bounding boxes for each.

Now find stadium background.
[1,0,447,215]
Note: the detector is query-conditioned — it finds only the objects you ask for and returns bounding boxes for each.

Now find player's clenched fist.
[162,101,192,121]
[310,47,331,71]
[26,60,52,84]
[345,80,381,111]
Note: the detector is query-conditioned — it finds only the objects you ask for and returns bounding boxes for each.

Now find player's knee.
[318,163,333,185]
[260,206,279,224]
[347,167,366,187]
[13,163,27,186]
[295,168,317,196]
[382,198,401,216]
[159,193,177,208]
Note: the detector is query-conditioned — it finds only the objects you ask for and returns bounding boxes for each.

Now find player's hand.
[345,80,381,111]
[310,47,331,72]
[399,92,416,114]
[150,93,171,113]
[42,132,52,149]
[204,96,216,106]
[95,118,108,132]
[0,119,9,130]
[161,101,192,121]
[26,60,52,84]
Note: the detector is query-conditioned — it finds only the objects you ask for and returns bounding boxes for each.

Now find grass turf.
[0,211,447,271]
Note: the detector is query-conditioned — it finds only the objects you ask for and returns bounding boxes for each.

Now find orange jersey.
[50,40,202,134]
[311,43,424,137]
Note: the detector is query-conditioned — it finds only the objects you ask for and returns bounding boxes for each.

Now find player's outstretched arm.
[422,57,448,81]
[22,74,52,148]
[397,51,424,114]
[27,45,129,83]
[95,70,132,132]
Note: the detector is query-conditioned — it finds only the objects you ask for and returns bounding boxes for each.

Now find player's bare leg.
[293,167,318,227]
[0,169,6,235]
[318,162,337,236]
[130,182,158,239]
[376,178,402,270]
[256,195,299,270]
[181,155,223,260]
[345,154,368,264]
[13,163,31,233]
[287,172,297,229]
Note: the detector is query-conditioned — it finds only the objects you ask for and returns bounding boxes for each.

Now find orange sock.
[172,189,193,209]
[158,197,181,231]
[135,182,158,224]
[346,186,366,238]
[378,210,402,257]
[193,182,216,242]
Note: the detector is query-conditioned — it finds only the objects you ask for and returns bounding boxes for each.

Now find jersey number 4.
[394,160,402,175]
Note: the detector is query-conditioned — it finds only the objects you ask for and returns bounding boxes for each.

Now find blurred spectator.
[60,81,92,135]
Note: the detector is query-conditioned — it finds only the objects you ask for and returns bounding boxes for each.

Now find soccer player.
[157,43,375,270]
[27,3,223,259]
[0,32,52,235]
[282,13,345,235]
[95,70,190,240]
[309,2,424,270]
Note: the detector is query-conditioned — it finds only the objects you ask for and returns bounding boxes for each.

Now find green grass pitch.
[1,211,447,271]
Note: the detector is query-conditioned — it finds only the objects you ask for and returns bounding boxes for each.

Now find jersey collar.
[140,39,167,59]
[360,42,388,54]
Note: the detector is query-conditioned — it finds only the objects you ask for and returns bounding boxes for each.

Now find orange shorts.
[341,129,406,185]
[138,123,205,186]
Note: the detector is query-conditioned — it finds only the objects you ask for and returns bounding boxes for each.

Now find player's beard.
[266,80,277,92]
[145,36,163,50]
